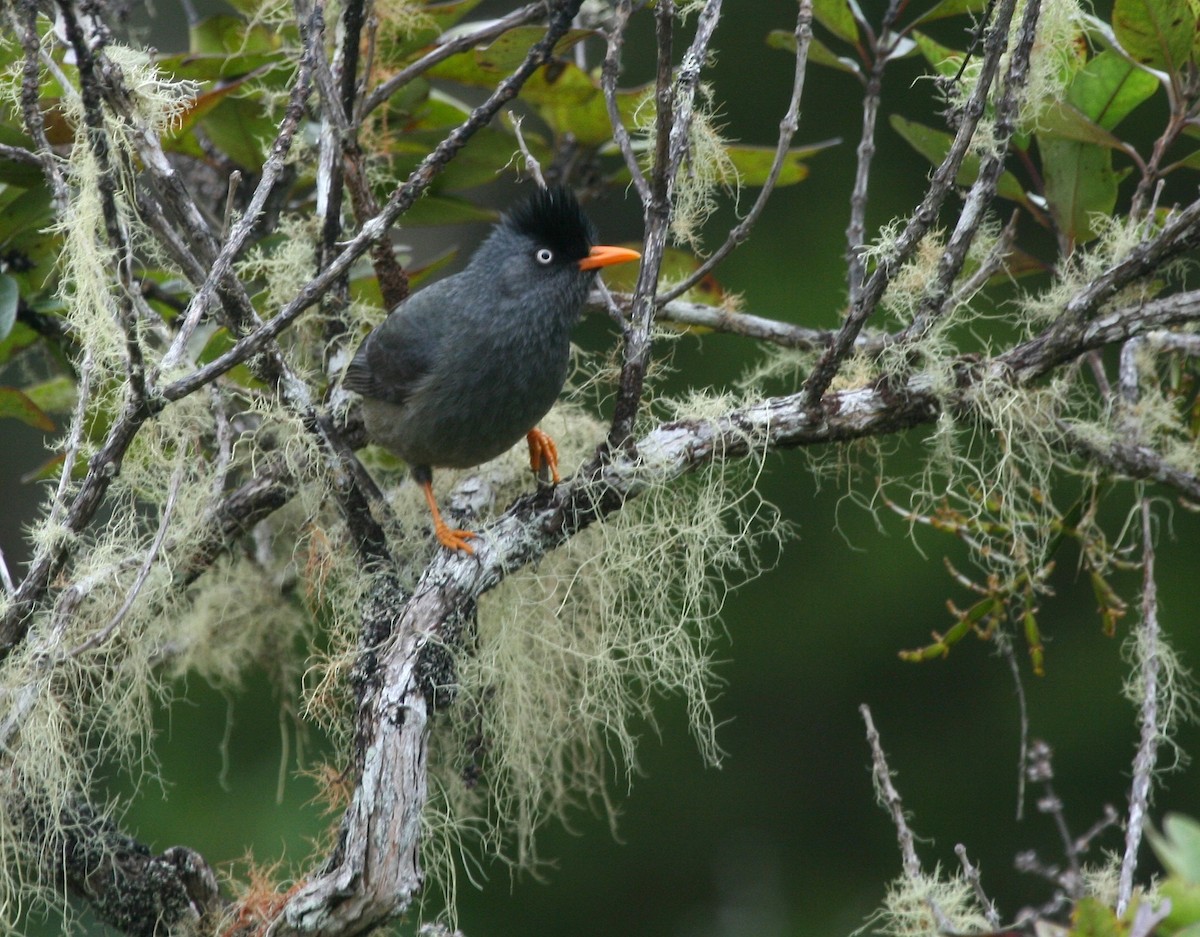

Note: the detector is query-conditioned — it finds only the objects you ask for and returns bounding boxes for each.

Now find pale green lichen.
[635,85,740,251]
[392,394,784,916]
[1122,606,1199,775]
[858,868,993,937]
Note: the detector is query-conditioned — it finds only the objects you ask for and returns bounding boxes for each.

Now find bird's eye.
[535,248,554,265]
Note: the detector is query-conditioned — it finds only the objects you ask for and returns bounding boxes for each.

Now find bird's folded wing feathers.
[343,303,436,406]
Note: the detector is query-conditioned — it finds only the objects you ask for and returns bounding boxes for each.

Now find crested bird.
[344,186,641,553]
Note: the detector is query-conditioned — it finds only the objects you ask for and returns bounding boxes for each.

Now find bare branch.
[846,0,904,306]
[601,0,650,203]
[954,843,1000,928]
[1118,498,1163,913]
[860,704,923,881]
[803,0,1025,406]
[895,0,1041,347]
[592,289,884,352]
[656,0,813,305]
[158,15,318,375]
[12,0,69,207]
[608,0,726,447]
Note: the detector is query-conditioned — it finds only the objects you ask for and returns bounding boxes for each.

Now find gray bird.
[344,186,641,553]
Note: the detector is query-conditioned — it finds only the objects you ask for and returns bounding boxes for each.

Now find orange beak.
[578,244,642,271]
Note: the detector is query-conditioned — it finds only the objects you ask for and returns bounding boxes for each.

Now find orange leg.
[419,478,477,554]
[526,427,561,484]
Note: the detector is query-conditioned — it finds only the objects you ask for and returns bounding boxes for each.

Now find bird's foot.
[526,427,561,484]
[435,521,478,554]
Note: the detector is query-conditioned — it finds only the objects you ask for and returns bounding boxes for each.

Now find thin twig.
[999,634,1031,821]
[859,704,922,881]
[1118,497,1162,914]
[803,0,1023,406]
[892,0,1041,347]
[954,843,1000,928]
[46,349,93,533]
[600,0,650,203]
[511,115,548,187]
[656,0,812,304]
[0,547,14,596]
[846,0,904,306]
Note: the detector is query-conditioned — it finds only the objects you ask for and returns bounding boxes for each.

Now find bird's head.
[472,186,641,314]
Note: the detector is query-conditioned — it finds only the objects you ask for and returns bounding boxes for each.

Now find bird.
[343,185,641,553]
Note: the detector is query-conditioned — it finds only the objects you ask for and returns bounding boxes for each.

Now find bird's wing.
[343,290,443,405]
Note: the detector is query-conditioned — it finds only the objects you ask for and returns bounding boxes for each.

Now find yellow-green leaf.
[913,0,990,25]
[1067,49,1158,131]
[812,0,859,44]
[724,142,837,187]
[889,116,1031,208]
[767,28,862,76]
[1112,0,1196,72]
[0,385,55,431]
[1038,136,1122,243]
[23,376,76,415]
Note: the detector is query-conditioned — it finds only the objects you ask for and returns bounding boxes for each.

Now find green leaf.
[889,116,1031,208]
[23,376,76,415]
[20,452,70,485]
[598,245,720,305]
[0,385,55,431]
[155,49,285,82]
[1037,101,1127,150]
[189,14,283,55]
[1112,0,1196,72]
[391,125,541,191]
[812,0,860,43]
[424,0,489,33]
[723,140,839,186]
[1070,897,1123,937]
[767,29,862,76]
[1150,814,1200,882]
[399,194,498,226]
[428,45,644,145]
[386,0,489,57]
[1169,147,1200,170]
[0,321,36,366]
[1160,878,1200,933]
[0,275,16,341]
[0,186,53,242]
[198,328,264,390]
[912,30,966,77]
[0,127,43,187]
[1039,135,1121,243]
[913,0,990,25]
[1066,49,1158,130]
[199,97,277,168]
[427,25,591,77]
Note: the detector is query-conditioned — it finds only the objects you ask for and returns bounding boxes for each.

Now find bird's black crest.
[502,185,597,262]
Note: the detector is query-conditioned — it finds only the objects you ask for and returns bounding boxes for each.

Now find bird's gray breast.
[389,294,575,469]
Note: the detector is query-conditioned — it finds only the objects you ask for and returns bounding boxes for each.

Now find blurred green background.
[6,1,1200,935]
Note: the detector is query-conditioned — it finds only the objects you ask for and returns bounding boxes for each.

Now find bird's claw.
[526,428,561,485]
[435,522,478,554]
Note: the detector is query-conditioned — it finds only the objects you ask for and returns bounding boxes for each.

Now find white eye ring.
[535,248,554,265]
